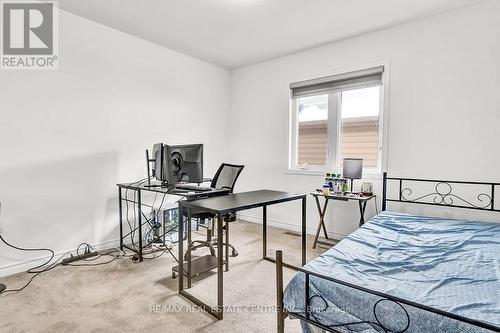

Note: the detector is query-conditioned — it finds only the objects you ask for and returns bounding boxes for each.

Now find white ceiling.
[60,0,485,69]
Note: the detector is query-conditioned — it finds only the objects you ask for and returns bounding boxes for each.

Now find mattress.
[283,212,500,333]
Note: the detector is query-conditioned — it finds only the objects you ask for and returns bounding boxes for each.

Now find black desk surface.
[117,182,230,199]
[179,189,306,214]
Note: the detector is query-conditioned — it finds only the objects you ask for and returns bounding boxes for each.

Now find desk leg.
[225,215,229,272]
[263,205,267,260]
[118,187,123,251]
[217,212,224,318]
[302,197,307,266]
[312,196,329,249]
[187,208,192,288]
[137,189,143,262]
[178,206,184,291]
[358,201,368,227]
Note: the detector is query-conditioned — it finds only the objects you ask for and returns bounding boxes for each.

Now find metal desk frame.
[177,190,307,320]
[310,192,376,249]
[117,181,229,262]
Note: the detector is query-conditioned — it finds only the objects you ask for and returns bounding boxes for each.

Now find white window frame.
[286,63,390,178]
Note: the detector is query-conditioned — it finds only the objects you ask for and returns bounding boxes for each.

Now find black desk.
[177,189,307,320]
[116,181,229,262]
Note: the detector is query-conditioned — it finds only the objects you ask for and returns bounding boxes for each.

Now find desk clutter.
[117,141,241,263]
[320,158,373,197]
[320,174,373,197]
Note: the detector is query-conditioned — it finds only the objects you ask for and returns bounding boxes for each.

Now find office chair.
[185,163,244,260]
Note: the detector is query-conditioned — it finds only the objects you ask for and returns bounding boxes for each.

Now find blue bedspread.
[284,212,500,333]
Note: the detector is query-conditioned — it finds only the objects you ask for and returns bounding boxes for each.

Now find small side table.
[310,192,376,249]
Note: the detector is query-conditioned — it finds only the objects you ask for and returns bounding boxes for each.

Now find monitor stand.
[144,180,170,188]
[143,181,174,190]
[0,283,6,293]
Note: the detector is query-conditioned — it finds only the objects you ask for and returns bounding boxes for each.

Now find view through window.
[297,94,328,166]
[291,83,383,171]
[339,86,380,168]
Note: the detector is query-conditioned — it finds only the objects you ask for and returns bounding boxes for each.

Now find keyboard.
[175,184,213,192]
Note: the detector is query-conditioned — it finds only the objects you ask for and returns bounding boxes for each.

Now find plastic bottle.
[342,179,349,193]
[322,183,330,196]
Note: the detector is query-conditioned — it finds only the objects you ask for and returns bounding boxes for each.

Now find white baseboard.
[237,213,347,241]
[0,238,120,278]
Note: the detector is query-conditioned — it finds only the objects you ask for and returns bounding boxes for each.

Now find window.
[339,87,380,168]
[289,66,385,173]
[297,94,328,166]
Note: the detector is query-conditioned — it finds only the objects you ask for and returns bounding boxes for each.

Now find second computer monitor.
[152,143,163,180]
[152,143,176,187]
[170,144,203,183]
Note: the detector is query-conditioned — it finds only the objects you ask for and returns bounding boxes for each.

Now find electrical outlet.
[443,210,453,219]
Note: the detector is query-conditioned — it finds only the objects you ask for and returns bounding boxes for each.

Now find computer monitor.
[151,143,163,180]
[149,143,175,188]
[170,144,203,183]
[343,158,363,192]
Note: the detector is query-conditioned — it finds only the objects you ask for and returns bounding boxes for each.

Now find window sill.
[285,169,325,176]
[285,168,383,180]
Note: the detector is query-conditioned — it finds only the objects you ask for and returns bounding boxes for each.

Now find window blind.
[290,66,384,98]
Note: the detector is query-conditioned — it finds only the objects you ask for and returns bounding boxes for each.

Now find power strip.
[61,252,98,265]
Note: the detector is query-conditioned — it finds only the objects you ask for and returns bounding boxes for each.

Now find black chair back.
[211,163,244,193]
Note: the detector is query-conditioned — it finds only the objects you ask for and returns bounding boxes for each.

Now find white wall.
[229,0,500,238]
[0,9,231,275]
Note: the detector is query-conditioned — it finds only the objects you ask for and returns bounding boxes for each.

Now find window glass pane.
[297,94,328,166]
[339,87,380,168]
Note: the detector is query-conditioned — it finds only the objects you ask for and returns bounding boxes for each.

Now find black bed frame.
[276,173,500,333]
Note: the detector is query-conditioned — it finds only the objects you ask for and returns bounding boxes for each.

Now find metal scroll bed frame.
[275,172,500,333]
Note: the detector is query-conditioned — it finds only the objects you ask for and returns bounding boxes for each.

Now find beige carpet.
[0,221,331,333]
